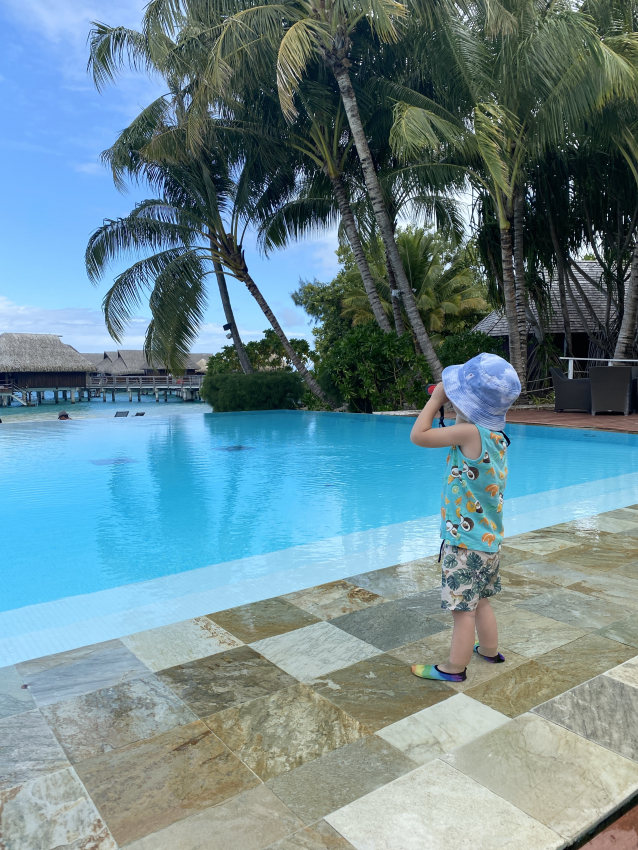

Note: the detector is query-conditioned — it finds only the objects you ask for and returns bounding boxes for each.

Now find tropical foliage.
[84,0,638,408]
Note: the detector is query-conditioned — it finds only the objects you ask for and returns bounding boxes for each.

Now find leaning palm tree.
[86,105,330,402]
[143,0,445,377]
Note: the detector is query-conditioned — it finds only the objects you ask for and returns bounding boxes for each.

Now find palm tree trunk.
[213,259,253,374]
[614,240,638,359]
[513,190,528,357]
[501,226,525,389]
[331,63,442,380]
[235,264,331,404]
[388,259,406,335]
[548,210,573,356]
[329,174,391,332]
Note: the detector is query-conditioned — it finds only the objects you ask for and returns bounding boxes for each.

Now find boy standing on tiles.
[409,353,521,682]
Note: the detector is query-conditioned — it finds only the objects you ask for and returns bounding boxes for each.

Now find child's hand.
[430,382,448,407]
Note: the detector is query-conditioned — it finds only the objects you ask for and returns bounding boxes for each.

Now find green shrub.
[438,330,504,369]
[321,324,433,413]
[201,371,304,411]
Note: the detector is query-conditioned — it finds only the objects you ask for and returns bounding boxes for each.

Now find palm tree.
[85,100,330,401]
[88,25,331,401]
[341,228,487,340]
[148,0,445,377]
[390,0,638,390]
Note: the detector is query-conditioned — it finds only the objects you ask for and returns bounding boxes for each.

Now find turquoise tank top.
[440,424,509,553]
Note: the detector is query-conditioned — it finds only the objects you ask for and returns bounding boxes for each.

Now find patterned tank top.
[440,424,509,552]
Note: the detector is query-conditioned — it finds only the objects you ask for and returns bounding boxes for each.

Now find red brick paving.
[578,801,638,848]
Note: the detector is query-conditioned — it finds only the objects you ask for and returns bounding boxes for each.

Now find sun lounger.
[114,411,129,418]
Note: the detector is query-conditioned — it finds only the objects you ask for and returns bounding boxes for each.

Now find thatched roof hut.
[0,334,95,389]
[80,349,213,375]
[0,334,95,372]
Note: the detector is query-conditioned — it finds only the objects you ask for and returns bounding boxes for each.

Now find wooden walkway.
[505,408,638,433]
[375,408,638,433]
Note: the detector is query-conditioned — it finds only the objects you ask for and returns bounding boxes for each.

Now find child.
[409,353,521,682]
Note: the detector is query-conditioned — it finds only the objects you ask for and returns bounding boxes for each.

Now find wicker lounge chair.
[551,368,591,413]
[589,366,633,415]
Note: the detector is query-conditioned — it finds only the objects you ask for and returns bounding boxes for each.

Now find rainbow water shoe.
[411,664,467,682]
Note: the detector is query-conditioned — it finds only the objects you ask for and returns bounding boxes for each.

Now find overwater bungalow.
[0,333,96,405]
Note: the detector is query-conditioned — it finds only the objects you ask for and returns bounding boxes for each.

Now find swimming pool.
[3,410,638,663]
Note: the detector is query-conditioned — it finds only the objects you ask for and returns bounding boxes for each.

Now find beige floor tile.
[346,557,442,601]
[311,653,453,731]
[597,616,638,648]
[206,684,367,782]
[388,628,528,693]
[506,559,595,586]
[0,766,117,850]
[494,606,586,657]
[282,581,386,621]
[208,598,321,643]
[497,571,555,604]
[266,735,415,823]
[252,621,381,682]
[75,719,259,845]
[516,588,627,631]
[464,660,574,717]
[556,514,638,535]
[0,710,70,791]
[377,693,509,765]
[605,655,638,688]
[120,617,243,672]
[534,633,636,686]
[505,529,586,555]
[565,573,638,611]
[499,545,535,568]
[124,785,304,850]
[613,560,638,579]
[325,758,563,850]
[265,820,357,849]
[542,541,638,571]
[443,712,638,840]
[41,674,197,763]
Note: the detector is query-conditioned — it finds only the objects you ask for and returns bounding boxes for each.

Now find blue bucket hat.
[442,353,521,431]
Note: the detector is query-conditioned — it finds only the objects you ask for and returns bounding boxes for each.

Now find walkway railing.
[559,357,638,379]
[88,374,204,389]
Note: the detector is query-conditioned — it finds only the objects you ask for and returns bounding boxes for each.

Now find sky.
[0,0,340,354]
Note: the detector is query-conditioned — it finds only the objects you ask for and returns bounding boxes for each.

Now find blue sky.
[0,0,340,353]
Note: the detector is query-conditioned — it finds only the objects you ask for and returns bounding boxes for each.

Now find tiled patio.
[2,509,638,850]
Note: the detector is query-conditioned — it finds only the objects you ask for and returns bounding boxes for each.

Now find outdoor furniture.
[114,411,129,417]
[590,366,633,415]
[551,368,591,413]
[134,412,145,416]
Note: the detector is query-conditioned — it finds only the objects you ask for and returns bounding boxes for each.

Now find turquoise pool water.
[2,410,638,614]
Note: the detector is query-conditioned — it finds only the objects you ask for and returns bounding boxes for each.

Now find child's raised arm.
[410,382,482,458]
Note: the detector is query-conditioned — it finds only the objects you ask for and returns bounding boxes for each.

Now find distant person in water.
[58,411,71,420]
[409,353,520,683]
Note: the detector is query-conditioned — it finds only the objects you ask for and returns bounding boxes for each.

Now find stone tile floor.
[3,508,638,849]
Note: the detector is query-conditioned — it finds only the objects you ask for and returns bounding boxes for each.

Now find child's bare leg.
[475,598,498,657]
[438,610,476,674]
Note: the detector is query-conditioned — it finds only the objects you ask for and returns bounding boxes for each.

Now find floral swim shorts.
[440,543,501,611]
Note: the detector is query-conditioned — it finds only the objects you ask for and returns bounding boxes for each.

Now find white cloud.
[1,0,147,44]
[75,161,106,175]
[0,296,312,354]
